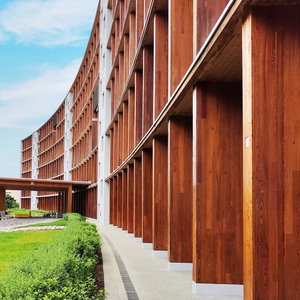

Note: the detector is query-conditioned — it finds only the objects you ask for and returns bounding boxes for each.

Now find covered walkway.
[0,177,91,217]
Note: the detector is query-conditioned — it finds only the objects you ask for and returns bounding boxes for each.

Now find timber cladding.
[17,0,300,298]
[243,5,300,300]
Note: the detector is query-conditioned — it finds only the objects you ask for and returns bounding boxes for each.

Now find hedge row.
[0,214,106,300]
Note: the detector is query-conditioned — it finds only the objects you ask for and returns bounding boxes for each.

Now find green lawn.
[20,220,68,228]
[0,230,61,275]
[6,209,50,216]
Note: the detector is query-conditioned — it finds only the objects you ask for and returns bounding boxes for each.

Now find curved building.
[21,3,101,219]
[18,0,300,298]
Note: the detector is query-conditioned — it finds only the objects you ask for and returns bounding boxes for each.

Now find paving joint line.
[102,232,140,300]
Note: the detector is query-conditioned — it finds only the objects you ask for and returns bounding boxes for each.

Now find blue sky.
[0,0,99,178]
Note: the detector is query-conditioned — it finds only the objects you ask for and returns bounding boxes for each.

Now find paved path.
[0,217,62,232]
[86,219,244,300]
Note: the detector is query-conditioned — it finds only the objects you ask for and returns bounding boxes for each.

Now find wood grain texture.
[0,187,5,211]
[123,101,129,159]
[135,71,143,145]
[142,46,154,134]
[142,149,153,243]
[153,12,168,119]
[136,0,144,45]
[194,0,229,55]
[169,0,193,96]
[128,88,135,153]
[153,136,168,251]
[243,6,300,299]
[117,172,123,228]
[134,157,142,237]
[122,169,128,230]
[192,82,243,284]
[168,116,193,263]
[127,164,134,233]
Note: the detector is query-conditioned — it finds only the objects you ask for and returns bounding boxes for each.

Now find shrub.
[0,214,105,300]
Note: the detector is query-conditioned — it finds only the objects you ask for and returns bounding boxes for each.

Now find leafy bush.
[0,215,105,300]
[5,195,19,210]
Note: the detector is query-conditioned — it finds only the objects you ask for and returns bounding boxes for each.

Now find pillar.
[168,116,193,270]
[243,6,300,299]
[153,136,168,257]
[192,82,243,296]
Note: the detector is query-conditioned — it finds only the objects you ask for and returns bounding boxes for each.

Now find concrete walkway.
[0,216,61,232]
[94,223,243,300]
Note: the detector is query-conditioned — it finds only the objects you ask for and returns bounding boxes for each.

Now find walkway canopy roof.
[0,177,91,192]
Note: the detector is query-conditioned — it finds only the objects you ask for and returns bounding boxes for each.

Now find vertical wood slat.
[169,0,193,96]
[135,71,143,145]
[243,6,300,299]
[242,12,253,300]
[110,128,114,172]
[153,136,168,251]
[127,164,134,233]
[144,0,151,18]
[119,52,125,97]
[114,121,119,169]
[134,157,142,238]
[153,12,168,119]
[136,0,144,45]
[142,46,154,134]
[122,169,128,230]
[118,113,123,164]
[128,88,135,153]
[117,172,123,228]
[142,148,153,243]
[193,0,229,56]
[124,34,129,83]
[113,176,118,226]
[192,82,243,285]
[0,187,5,211]
[129,13,136,67]
[123,101,129,159]
[168,116,193,263]
[109,178,114,224]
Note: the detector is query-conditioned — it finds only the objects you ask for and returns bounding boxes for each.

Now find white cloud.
[0,58,82,130]
[0,0,99,46]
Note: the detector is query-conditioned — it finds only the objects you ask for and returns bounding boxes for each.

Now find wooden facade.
[16,0,300,298]
[104,0,300,298]
[20,3,100,219]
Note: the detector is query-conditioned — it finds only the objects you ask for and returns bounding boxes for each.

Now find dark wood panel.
[128,88,135,153]
[122,169,128,230]
[153,12,168,119]
[142,46,154,134]
[135,71,143,145]
[195,0,229,53]
[118,113,123,164]
[243,6,300,299]
[117,173,123,228]
[153,136,168,251]
[193,82,243,285]
[123,102,129,159]
[109,178,114,224]
[168,116,193,263]
[134,157,142,237]
[136,0,144,45]
[0,188,5,211]
[142,149,153,243]
[127,164,134,233]
[169,0,193,95]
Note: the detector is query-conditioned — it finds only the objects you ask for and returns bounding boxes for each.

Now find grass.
[6,209,50,216]
[20,219,69,227]
[0,230,61,275]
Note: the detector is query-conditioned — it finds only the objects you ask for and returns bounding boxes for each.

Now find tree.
[5,194,19,209]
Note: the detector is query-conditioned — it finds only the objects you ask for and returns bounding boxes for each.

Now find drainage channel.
[102,233,139,300]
